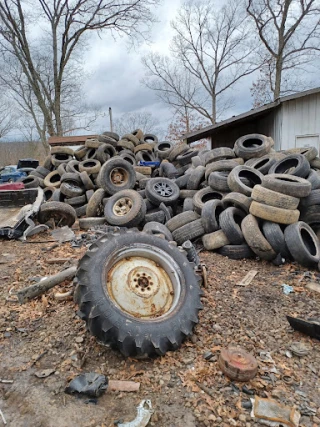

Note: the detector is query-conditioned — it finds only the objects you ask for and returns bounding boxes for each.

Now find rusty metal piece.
[110,167,128,185]
[106,253,178,319]
[219,347,258,381]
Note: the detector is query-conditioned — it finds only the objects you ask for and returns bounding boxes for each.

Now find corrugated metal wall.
[257,108,282,150]
[280,93,320,150]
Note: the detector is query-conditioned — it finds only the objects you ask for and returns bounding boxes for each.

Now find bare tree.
[247,0,320,101]
[113,111,164,138]
[0,0,158,147]
[0,96,17,139]
[143,0,258,124]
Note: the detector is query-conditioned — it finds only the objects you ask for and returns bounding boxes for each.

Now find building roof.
[183,87,320,144]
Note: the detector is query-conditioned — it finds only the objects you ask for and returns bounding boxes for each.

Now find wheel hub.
[106,255,175,318]
[110,168,128,185]
[154,182,173,197]
[113,197,132,216]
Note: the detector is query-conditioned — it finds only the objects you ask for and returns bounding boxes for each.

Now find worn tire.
[307,170,320,190]
[97,158,136,195]
[155,141,174,159]
[60,182,84,198]
[205,148,235,165]
[227,166,263,196]
[86,188,105,217]
[172,219,205,245]
[168,143,189,162]
[75,232,202,357]
[249,201,299,224]
[284,222,320,267]
[201,200,224,233]
[202,230,230,250]
[205,160,239,180]
[222,192,252,214]
[262,221,290,259]
[145,178,180,206]
[144,210,166,224]
[234,134,272,160]
[192,187,224,214]
[268,154,310,178]
[261,174,311,197]
[74,145,88,160]
[251,185,299,210]
[219,207,246,244]
[19,176,40,188]
[38,201,76,227]
[208,171,230,192]
[245,154,281,174]
[51,146,74,156]
[143,222,173,241]
[104,190,146,227]
[79,159,101,174]
[241,214,276,261]
[217,244,254,259]
[187,166,206,190]
[285,146,318,162]
[79,217,106,230]
[166,211,200,232]
[43,171,61,188]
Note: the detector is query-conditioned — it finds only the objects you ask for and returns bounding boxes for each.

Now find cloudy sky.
[82,0,256,135]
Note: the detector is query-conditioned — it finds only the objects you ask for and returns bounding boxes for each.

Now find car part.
[75,231,203,357]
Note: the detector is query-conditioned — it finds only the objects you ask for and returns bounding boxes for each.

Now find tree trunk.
[211,95,216,124]
[274,57,283,100]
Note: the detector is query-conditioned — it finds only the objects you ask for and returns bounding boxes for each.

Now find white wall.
[280,93,320,151]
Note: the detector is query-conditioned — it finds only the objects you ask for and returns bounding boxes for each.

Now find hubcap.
[113,197,133,216]
[110,167,128,186]
[106,248,182,319]
[153,182,173,197]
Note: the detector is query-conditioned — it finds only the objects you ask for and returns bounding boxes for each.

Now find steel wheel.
[110,167,129,186]
[106,246,181,319]
[112,197,133,216]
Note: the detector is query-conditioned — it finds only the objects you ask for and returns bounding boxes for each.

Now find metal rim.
[153,182,173,197]
[105,245,183,320]
[110,167,129,186]
[112,197,133,216]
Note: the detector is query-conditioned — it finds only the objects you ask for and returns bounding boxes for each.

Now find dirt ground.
[0,231,320,427]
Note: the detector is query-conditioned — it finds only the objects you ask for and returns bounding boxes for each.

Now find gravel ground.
[0,232,319,427]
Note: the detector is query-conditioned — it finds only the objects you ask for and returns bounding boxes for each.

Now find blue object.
[138,161,161,167]
[282,284,294,295]
[0,165,27,183]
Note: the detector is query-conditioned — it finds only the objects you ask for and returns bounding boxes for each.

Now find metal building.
[183,87,320,151]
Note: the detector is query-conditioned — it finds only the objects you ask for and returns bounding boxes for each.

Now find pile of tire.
[27,131,320,269]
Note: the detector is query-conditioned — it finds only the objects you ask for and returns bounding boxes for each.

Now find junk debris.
[65,373,108,397]
[17,266,77,304]
[116,400,153,427]
[218,347,258,381]
[287,315,320,340]
[250,396,300,427]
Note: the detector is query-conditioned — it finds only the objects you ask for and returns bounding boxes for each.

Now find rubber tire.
[218,244,254,259]
[160,162,179,179]
[43,171,61,188]
[60,172,82,185]
[261,174,311,197]
[187,166,206,190]
[201,200,224,233]
[97,157,136,195]
[104,190,146,227]
[143,222,173,241]
[75,232,202,357]
[249,201,299,224]
[205,160,239,180]
[268,154,310,178]
[96,143,116,163]
[51,146,74,155]
[222,192,252,214]
[227,166,263,196]
[234,134,271,160]
[172,219,205,245]
[284,221,320,267]
[79,159,101,174]
[79,171,95,190]
[168,143,189,162]
[208,171,230,192]
[60,182,84,198]
[79,217,106,230]
[307,170,320,190]
[245,154,279,174]
[86,188,105,217]
[219,207,246,244]
[74,146,88,160]
[300,189,320,208]
[285,146,318,162]
[241,214,276,261]
[262,221,291,259]
[38,201,76,227]
[193,187,224,214]
[183,198,194,212]
[64,194,87,206]
[202,230,230,250]
[145,178,180,206]
[43,186,55,201]
[252,185,299,210]
[205,147,235,165]
[155,141,174,159]
[176,149,198,166]
[175,174,189,189]
[20,176,40,188]
[142,134,158,144]
[166,211,200,232]
[144,210,166,224]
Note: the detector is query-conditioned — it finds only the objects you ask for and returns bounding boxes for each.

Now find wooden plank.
[237,270,258,287]
[48,135,98,146]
